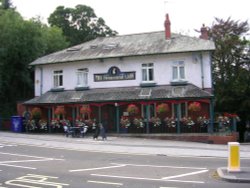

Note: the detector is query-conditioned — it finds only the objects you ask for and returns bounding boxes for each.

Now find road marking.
[0,152,64,170]
[0,183,7,188]
[88,180,123,186]
[70,164,126,172]
[5,174,69,188]
[0,158,63,164]
[161,169,209,179]
[0,163,36,169]
[0,152,57,160]
[160,187,178,188]
[91,173,204,184]
[111,163,207,170]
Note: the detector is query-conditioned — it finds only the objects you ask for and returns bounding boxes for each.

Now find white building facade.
[25,15,215,134]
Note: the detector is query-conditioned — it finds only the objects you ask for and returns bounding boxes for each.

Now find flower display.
[133,117,144,128]
[197,116,209,127]
[31,107,42,119]
[188,102,201,112]
[164,117,176,127]
[181,117,195,127]
[39,119,47,130]
[51,118,60,128]
[127,104,139,115]
[150,116,161,127]
[120,116,131,128]
[156,103,169,114]
[80,105,91,114]
[217,115,230,126]
[75,117,84,126]
[54,106,66,116]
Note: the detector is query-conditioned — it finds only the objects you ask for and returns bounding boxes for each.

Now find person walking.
[100,123,107,141]
[93,123,100,140]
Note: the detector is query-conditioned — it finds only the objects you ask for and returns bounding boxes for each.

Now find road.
[0,141,250,188]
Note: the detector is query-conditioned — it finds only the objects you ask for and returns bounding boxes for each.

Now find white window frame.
[53,70,63,88]
[142,63,154,82]
[172,61,186,81]
[76,68,88,87]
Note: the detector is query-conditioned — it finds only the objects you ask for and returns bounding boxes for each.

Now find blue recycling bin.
[11,116,23,132]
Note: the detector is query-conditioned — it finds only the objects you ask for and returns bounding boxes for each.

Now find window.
[142,63,154,82]
[53,70,63,88]
[172,61,185,81]
[76,68,88,87]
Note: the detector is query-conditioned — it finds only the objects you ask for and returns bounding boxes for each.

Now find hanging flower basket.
[54,106,66,116]
[127,104,139,116]
[156,103,169,115]
[31,107,42,119]
[188,102,201,112]
[80,105,91,114]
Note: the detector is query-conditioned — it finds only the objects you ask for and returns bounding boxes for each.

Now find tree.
[48,4,117,46]
[0,10,68,117]
[208,17,250,121]
[0,0,13,9]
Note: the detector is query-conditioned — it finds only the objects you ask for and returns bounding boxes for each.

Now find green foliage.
[0,9,68,117]
[48,4,117,46]
[209,17,250,121]
[0,0,13,9]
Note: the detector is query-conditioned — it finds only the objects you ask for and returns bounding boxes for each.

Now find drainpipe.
[39,67,43,96]
[199,53,204,89]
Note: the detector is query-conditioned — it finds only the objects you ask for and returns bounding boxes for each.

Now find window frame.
[142,63,154,83]
[76,68,88,87]
[53,70,63,88]
[172,61,186,81]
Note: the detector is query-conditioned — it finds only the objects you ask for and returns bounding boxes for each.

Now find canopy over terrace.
[24,84,214,134]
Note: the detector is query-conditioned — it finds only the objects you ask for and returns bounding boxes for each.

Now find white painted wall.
[34,52,212,96]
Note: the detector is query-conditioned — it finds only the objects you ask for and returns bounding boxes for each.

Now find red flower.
[80,105,91,114]
[188,102,201,112]
[54,106,65,115]
[127,104,139,115]
[156,103,169,114]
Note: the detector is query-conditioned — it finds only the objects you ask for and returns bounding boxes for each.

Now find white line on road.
[91,173,204,184]
[161,169,209,180]
[0,152,56,160]
[0,163,36,169]
[0,159,63,164]
[70,164,126,172]
[88,180,123,186]
[111,163,207,170]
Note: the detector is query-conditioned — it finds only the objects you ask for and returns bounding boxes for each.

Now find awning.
[24,84,213,105]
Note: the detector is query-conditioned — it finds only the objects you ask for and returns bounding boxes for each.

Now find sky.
[12,0,250,37]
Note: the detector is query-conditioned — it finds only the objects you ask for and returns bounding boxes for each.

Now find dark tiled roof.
[24,84,213,105]
[30,31,215,65]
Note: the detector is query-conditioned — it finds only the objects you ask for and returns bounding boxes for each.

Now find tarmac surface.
[0,131,250,183]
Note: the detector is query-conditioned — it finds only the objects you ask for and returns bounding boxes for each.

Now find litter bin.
[11,116,23,132]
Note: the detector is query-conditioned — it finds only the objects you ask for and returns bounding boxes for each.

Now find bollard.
[228,142,240,172]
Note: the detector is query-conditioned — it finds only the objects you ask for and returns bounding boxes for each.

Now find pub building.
[22,14,217,136]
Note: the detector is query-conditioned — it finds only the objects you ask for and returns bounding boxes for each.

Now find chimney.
[200,24,209,40]
[164,13,171,39]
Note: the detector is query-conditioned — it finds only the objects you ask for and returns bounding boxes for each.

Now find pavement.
[0,131,250,183]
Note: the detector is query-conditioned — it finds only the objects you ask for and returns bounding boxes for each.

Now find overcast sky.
[12,0,250,37]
